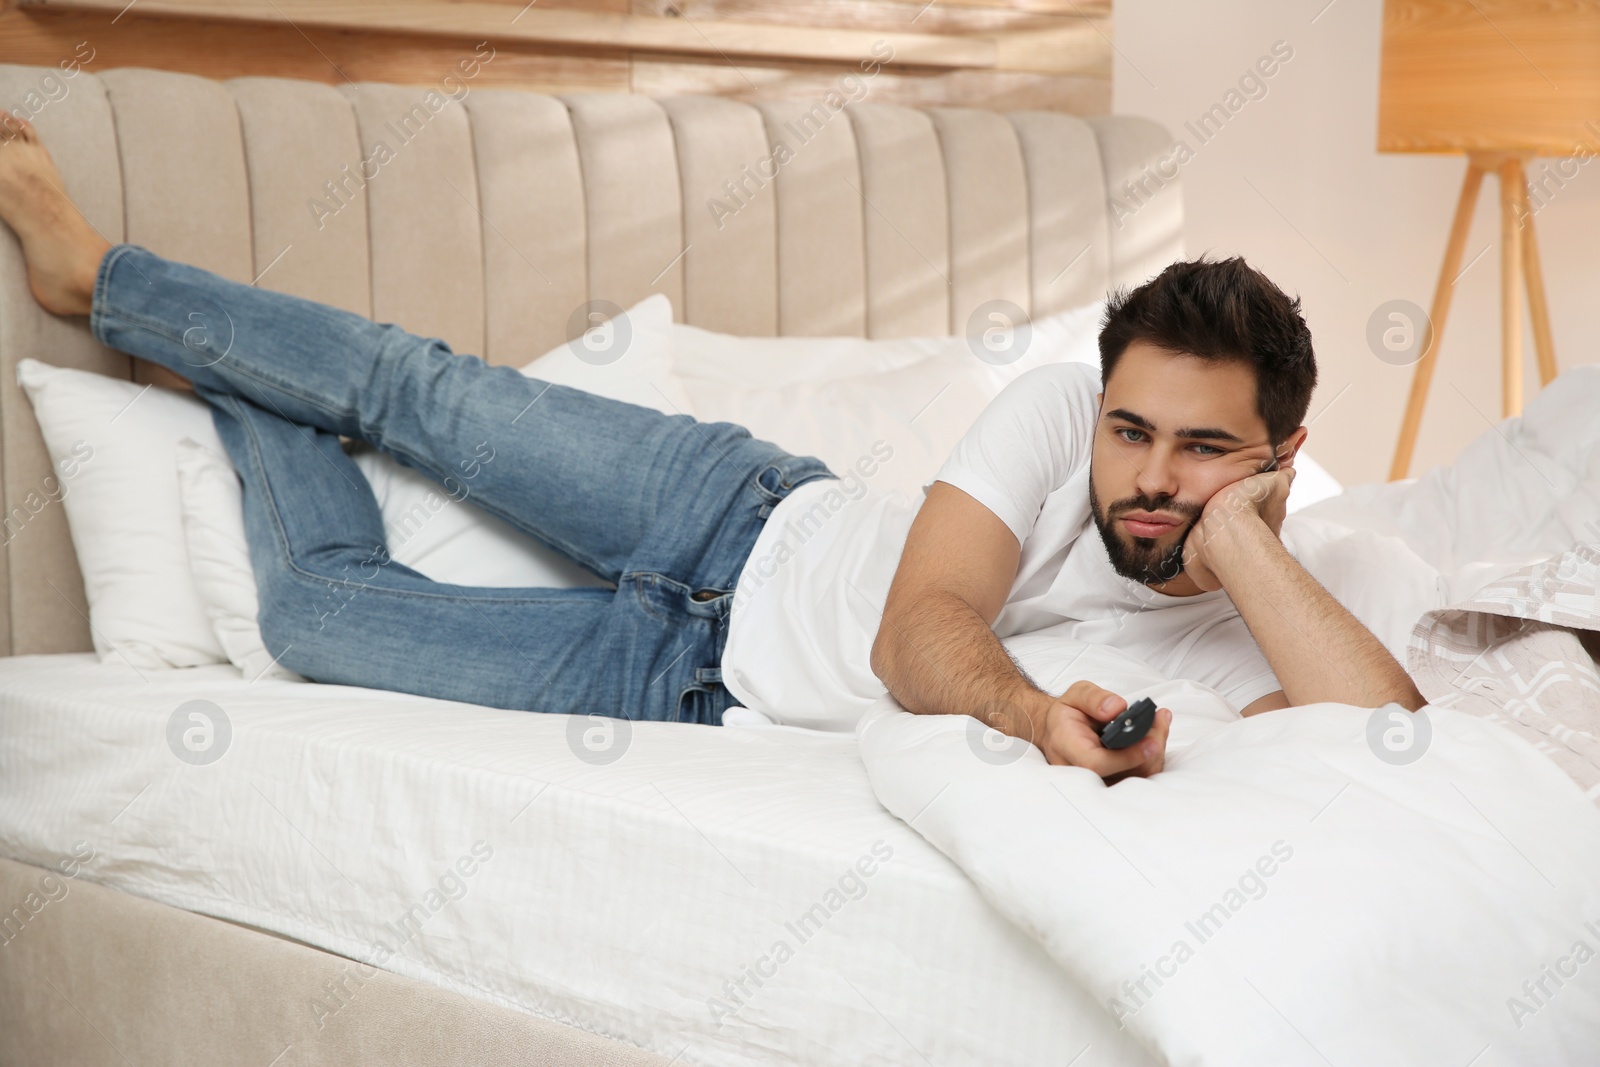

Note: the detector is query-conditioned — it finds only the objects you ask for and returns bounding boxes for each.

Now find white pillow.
[1280,513,1444,660]
[671,299,1105,387]
[17,358,227,669]
[515,292,692,415]
[173,438,303,681]
[351,292,687,588]
[682,359,999,503]
[351,454,612,589]
[671,302,1106,502]
[1284,451,1342,513]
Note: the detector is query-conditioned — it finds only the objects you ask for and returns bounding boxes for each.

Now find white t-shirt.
[720,361,1283,730]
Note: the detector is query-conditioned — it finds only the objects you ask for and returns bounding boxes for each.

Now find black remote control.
[1101,697,1157,750]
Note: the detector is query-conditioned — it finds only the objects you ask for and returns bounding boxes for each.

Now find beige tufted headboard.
[0,63,1182,658]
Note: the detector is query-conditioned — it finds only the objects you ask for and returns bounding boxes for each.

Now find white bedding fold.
[858,682,1600,1065]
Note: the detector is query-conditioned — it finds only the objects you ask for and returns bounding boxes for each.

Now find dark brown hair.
[1098,256,1317,445]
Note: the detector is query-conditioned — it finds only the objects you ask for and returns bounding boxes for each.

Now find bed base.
[0,857,671,1067]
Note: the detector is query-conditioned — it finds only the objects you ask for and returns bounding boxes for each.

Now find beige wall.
[1114,0,1600,488]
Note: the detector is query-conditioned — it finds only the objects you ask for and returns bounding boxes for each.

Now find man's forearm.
[1207,515,1426,710]
[871,592,1048,738]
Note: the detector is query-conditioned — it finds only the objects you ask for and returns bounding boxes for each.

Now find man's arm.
[1187,471,1426,713]
[870,482,1035,729]
[872,482,1170,776]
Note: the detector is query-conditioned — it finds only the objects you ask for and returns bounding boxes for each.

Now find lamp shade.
[1379,0,1600,154]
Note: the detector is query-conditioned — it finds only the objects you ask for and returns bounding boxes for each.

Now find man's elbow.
[1394,680,1428,712]
[869,624,893,685]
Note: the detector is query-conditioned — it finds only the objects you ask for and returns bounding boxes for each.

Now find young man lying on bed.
[0,109,1422,784]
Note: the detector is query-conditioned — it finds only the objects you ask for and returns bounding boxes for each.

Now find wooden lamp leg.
[1498,158,1526,418]
[1519,182,1560,387]
[1389,159,1485,481]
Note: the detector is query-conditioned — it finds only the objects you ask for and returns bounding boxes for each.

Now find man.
[0,108,1422,784]
[872,263,1426,781]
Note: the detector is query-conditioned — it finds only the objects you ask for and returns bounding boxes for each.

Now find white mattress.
[0,654,1157,1067]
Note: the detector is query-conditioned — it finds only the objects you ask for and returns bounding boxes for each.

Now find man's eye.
[1190,444,1223,456]
[1116,428,1145,443]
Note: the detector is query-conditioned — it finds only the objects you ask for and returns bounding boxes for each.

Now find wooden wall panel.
[630,0,1111,76]
[0,0,1110,117]
[631,56,1109,114]
[0,9,631,96]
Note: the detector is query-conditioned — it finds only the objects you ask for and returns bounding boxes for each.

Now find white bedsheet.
[0,654,1156,1067]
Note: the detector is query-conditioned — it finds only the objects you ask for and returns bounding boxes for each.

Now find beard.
[1088,474,1204,586]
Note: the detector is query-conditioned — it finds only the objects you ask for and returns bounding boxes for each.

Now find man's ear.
[1277,426,1309,467]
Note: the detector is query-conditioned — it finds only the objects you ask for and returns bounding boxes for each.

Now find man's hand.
[1181,465,1296,592]
[1011,681,1172,782]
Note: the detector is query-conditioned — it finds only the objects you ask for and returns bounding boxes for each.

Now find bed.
[0,63,1183,1064]
[10,60,1600,1067]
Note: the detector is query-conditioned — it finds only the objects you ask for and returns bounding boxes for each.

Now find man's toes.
[0,111,36,144]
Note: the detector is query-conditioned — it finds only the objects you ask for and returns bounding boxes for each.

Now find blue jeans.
[89,244,836,726]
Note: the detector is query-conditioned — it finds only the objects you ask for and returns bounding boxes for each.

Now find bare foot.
[0,109,112,316]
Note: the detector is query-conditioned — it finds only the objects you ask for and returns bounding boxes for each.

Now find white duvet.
[859,656,1600,1065]
[857,367,1600,1064]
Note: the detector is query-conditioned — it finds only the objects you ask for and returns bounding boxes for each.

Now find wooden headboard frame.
[0,62,1181,657]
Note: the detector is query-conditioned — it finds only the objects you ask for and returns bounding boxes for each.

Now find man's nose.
[1134,446,1180,500]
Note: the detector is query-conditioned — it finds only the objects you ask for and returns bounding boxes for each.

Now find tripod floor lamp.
[1379,0,1577,480]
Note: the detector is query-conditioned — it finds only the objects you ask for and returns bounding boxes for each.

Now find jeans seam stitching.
[230,394,301,605]
[633,580,665,623]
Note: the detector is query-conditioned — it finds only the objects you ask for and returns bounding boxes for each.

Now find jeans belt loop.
[695,666,723,685]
